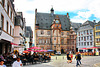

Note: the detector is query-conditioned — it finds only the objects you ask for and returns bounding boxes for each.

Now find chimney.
[35,8,37,15]
[93,20,96,23]
[67,13,69,18]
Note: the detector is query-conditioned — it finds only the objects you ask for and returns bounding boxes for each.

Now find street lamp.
[0,27,2,36]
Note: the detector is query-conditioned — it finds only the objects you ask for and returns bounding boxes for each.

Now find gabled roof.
[36,12,71,31]
[82,20,96,28]
[71,22,82,29]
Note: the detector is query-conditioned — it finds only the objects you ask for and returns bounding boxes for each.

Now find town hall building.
[35,8,77,53]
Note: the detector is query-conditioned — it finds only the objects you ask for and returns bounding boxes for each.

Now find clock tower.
[51,16,62,52]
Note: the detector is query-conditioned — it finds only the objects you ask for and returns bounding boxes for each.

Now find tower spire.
[50,6,54,16]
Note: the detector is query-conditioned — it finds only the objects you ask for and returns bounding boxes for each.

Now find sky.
[14,0,100,42]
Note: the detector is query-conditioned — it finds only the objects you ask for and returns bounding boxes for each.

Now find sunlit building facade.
[35,8,77,53]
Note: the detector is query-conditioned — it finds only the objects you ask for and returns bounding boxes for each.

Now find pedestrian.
[12,57,22,67]
[13,53,17,61]
[0,59,6,67]
[70,53,73,62]
[66,52,72,63]
[75,52,82,67]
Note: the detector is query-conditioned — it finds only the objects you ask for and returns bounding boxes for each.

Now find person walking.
[70,53,73,62]
[13,53,17,61]
[12,57,22,67]
[0,59,6,67]
[75,52,82,67]
[66,52,72,63]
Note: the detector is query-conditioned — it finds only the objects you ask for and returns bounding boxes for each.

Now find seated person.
[0,59,6,67]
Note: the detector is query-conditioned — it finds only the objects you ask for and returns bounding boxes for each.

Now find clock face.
[55,20,59,23]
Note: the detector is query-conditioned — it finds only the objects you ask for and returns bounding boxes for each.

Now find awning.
[11,43,18,46]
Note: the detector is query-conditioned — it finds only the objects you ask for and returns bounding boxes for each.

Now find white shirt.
[12,60,22,67]
[13,54,17,58]
[0,65,6,67]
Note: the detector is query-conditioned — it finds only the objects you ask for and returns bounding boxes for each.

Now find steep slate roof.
[71,22,82,32]
[71,22,82,29]
[36,12,71,31]
[82,20,96,28]
[96,21,100,25]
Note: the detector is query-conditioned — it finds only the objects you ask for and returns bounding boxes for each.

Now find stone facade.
[35,8,77,53]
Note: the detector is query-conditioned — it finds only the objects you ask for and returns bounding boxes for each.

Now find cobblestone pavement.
[23,55,100,67]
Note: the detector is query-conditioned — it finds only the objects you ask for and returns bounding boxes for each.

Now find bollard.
[63,56,64,59]
[56,57,57,60]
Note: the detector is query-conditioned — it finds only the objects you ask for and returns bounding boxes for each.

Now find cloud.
[14,0,100,42]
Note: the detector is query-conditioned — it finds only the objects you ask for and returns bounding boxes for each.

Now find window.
[81,37,83,40]
[96,38,98,43]
[96,32,98,36]
[2,0,5,7]
[47,31,50,35]
[79,43,80,46]
[99,32,100,35]
[90,36,92,40]
[87,42,89,46]
[41,30,44,34]
[99,26,100,30]
[84,37,86,41]
[10,11,12,19]
[96,32,100,36]
[54,38,56,40]
[12,29,14,36]
[87,36,89,40]
[67,40,70,45]
[46,39,48,44]
[72,41,74,44]
[1,14,4,29]
[6,21,9,32]
[99,38,100,42]
[7,3,9,15]
[67,32,69,35]
[87,30,89,35]
[79,32,80,36]
[96,26,98,30]
[61,32,64,35]
[79,37,80,41]
[39,39,42,44]
[90,30,92,34]
[90,42,92,46]
[61,39,64,44]
[96,26,100,30]
[84,42,86,46]
[81,31,83,35]
[81,42,83,46]
[84,31,86,34]
[10,26,12,35]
